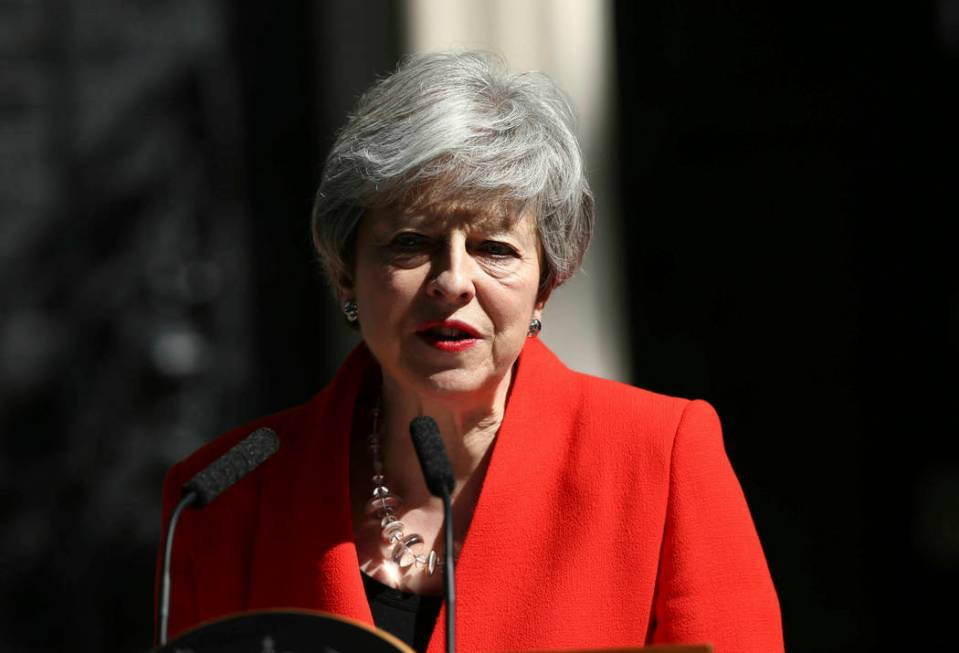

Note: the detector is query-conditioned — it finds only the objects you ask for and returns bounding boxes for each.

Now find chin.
[397,360,501,400]
[417,367,491,397]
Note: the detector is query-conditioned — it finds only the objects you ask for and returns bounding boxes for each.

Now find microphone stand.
[408,416,456,652]
[154,428,280,648]
[157,491,196,646]
[442,486,455,653]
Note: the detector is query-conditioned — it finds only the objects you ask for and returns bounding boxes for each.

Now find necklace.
[364,403,443,576]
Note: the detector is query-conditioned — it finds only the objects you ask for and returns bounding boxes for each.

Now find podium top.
[155,609,415,653]
[156,609,712,653]
[515,647,712,653]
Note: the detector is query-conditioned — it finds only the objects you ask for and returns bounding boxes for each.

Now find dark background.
[1,1,955,651]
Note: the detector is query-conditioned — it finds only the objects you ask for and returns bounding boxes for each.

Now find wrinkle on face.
[365,198,541,285]
[349,183,545,406]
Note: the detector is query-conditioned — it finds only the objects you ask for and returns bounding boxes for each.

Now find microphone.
[157,427,280,646]
[409,416,455,498]
[409,416,456,653]
[182,427,281,507]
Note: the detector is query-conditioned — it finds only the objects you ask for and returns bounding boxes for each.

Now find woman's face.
[350,198,544,400]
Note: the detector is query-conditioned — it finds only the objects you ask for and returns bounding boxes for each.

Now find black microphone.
[181,427,280,507]
[409,416,455,498]
[409,416,456,653]
[157,427,280,646]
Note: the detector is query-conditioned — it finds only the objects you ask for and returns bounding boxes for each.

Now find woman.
[158,51,783,652]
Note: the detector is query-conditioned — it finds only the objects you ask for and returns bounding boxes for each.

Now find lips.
[415,320,481,352]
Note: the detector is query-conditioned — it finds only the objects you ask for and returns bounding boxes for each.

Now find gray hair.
[311,50,594,299]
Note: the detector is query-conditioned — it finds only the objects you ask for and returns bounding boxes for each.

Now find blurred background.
[1,0,956,651]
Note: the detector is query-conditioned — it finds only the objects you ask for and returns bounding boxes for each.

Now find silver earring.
[343,301,359,322]
[527,318,542,338]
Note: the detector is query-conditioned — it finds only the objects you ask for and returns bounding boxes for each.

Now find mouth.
[415,320,481,352]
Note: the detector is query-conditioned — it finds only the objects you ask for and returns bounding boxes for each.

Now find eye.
[478,241,518,258]
[390,232,429,250]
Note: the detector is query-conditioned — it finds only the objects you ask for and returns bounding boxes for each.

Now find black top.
[362,572,443,652]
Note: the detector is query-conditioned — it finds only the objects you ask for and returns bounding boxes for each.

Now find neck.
[377,368,513,502]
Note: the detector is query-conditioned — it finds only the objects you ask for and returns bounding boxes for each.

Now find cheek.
[356,264,423,321]
[484,281,539,334]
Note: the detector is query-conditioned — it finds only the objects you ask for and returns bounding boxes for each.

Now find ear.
[534,282,552,314]
[333,269,355,303]
[533,295,548,320]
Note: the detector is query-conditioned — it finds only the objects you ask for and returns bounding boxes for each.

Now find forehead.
[368,195,538,237]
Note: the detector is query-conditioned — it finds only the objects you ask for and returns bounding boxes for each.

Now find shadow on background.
[1,1,955,651]
[616,2,958,650]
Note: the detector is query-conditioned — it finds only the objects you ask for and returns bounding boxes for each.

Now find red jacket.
[158,338,783,652]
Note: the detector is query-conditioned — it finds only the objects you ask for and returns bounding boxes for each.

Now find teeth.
[425,326,472,339]
[434,327,463,337]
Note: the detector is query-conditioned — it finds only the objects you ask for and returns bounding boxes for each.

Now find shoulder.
[575,371,715,468]
[577,370,691,423]
[523,337,688,409]
[523,339,690,419]
[519,339,712,458]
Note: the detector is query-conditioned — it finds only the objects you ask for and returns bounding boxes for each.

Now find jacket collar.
[246,338,572,649]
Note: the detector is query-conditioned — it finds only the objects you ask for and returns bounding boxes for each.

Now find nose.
[426,236,475,306]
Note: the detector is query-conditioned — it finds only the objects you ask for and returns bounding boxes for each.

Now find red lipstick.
[415,319,481,352]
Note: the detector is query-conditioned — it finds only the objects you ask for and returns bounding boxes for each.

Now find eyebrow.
[392,201,526,233]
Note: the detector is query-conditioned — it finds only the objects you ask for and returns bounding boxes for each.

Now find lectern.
[153,609,712,653]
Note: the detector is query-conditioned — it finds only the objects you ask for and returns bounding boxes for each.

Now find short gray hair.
[311,50,594,298]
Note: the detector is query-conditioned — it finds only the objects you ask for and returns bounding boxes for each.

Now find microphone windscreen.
[409,416,455,498]
[182,427,280,507]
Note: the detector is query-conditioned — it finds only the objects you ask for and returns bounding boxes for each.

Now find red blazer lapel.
[247,345,374,625]
[427,339,578,653]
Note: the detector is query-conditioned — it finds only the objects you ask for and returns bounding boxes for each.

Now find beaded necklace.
[364,403,443,576]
